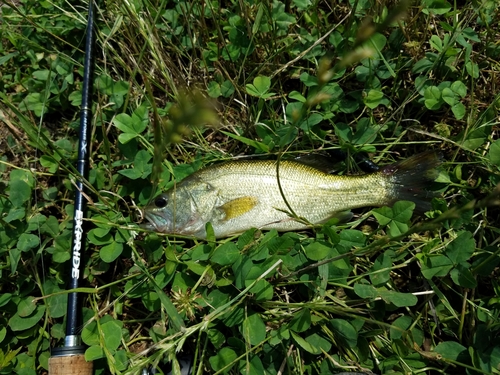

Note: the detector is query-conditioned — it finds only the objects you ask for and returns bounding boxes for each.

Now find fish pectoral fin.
[219,196,258,221]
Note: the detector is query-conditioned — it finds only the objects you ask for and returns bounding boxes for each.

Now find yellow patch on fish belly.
[219,196,258,220]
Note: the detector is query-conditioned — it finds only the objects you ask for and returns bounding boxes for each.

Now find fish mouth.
[139,221,156,231]
[141,210,171,233]
[134,206,157,232]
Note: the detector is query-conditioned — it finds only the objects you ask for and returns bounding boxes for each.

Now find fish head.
[141,180,220,237]
[141,193,176,233]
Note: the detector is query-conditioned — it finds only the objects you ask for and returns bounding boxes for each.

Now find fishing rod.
[49,1,95,374]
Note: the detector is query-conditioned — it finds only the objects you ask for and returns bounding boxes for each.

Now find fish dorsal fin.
[219,196,258,220]
[293,154,339,174]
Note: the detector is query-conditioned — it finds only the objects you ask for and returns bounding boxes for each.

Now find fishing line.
[34,62,55,305]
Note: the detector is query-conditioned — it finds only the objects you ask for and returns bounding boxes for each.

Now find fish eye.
[154,196,168,208]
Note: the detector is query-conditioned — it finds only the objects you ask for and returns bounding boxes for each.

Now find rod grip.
[49,354,93,375]
[49,346,93,375]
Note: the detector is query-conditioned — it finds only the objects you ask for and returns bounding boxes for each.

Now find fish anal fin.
[324,210,353,225]
[219,196,258,220]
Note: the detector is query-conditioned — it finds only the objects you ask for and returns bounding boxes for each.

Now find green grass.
[1,0,500,374]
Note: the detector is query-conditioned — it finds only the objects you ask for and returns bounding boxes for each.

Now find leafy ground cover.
[1,0,500,374]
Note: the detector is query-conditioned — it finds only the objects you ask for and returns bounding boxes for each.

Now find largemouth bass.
[142,152,440,239]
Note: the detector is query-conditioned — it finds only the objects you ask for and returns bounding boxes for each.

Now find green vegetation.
[1,0,500,374]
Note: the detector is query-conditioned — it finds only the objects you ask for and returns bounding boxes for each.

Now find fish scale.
[199,161,384,220]
[142,153,440,239]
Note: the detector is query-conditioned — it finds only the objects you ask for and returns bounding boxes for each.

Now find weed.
[1,0,500,374]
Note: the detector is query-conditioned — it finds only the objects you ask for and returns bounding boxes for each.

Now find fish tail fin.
[381,151,442,212]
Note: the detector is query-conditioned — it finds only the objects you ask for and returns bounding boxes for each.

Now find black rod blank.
[49,2,96,374]
[49,3,95,373]
[65,0,95,345]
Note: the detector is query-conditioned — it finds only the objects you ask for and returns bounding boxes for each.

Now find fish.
[141,152,440,239]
